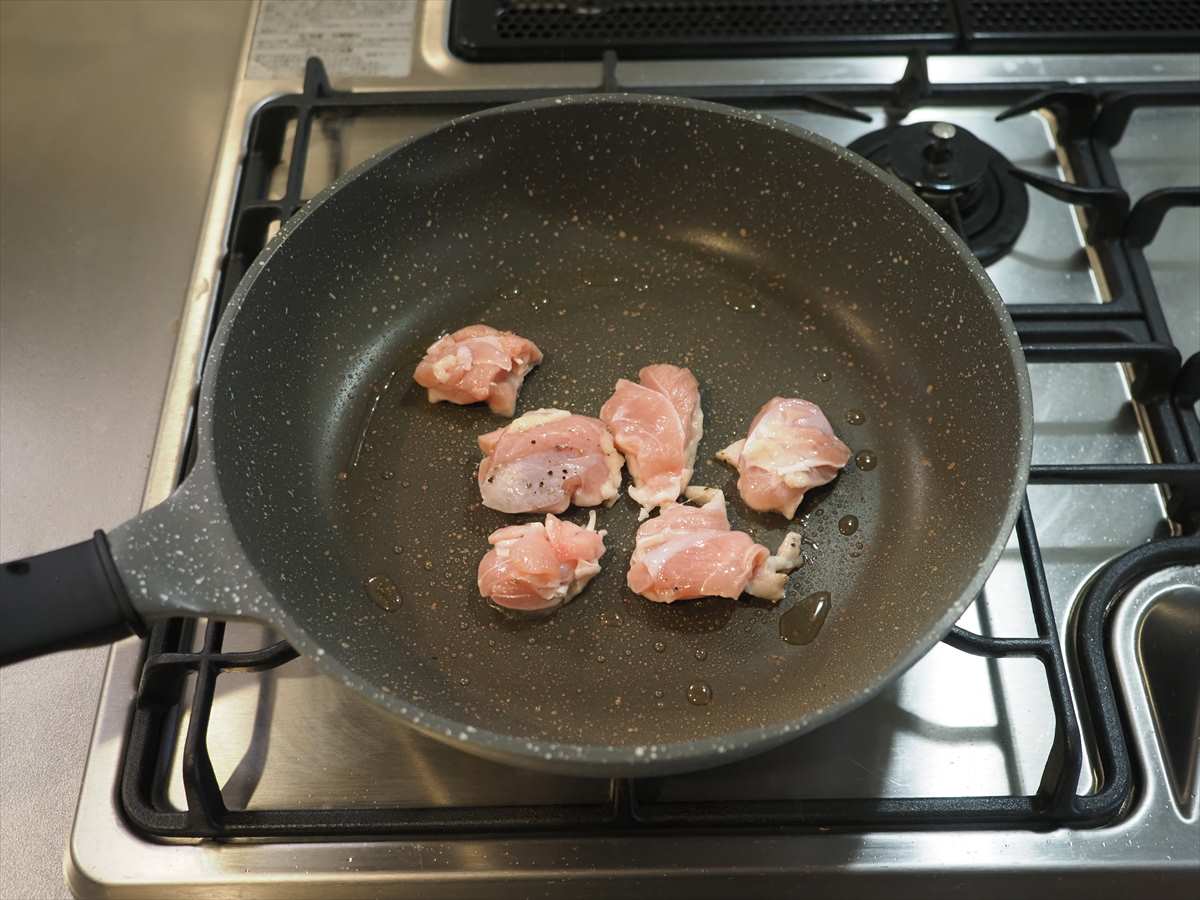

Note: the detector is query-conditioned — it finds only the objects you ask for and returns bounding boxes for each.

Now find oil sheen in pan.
[326,250,891,748]
[779,591,832,645]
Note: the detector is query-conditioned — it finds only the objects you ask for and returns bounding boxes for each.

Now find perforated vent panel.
[452,1,958,60]
[449,0,1200,60]
[964,0,1200,37]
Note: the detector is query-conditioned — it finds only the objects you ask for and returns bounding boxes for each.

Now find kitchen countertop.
[0,2,249,897]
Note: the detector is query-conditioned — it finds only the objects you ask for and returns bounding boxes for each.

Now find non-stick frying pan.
[0,95,1031,776]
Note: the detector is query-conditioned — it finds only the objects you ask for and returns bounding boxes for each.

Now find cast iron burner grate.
[119,55,1200,840]
[849,120,1029,265]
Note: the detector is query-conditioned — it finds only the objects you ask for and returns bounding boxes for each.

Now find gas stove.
[68,3,1199,897]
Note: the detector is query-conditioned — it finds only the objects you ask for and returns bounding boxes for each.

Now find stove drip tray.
[849,121,1030,266]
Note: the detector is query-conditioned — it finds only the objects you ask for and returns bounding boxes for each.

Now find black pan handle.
[0,531,144,665]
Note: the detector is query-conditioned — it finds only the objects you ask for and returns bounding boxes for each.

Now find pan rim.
[199,92,1033,774]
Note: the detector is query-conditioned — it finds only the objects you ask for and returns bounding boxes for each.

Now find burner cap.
[848,122,1029,266]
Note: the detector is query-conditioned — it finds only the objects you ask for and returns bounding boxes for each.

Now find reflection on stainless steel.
[620,56,1200,90]
[164,626,610,811]
[68,1,1200,895]
[773,107,1102,306]
[1112,564,1200,823]
[1133,572,1200,811]
[1111,107,1200,374]
[926,54,1200,84]
[620,56,910,87]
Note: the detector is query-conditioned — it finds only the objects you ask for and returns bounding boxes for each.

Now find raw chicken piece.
[478,512,607,613]
[599,364,703,518]
[413,324,542,417]
[717,397,851,519]
[627,487,804,604]
[478,409,624,514]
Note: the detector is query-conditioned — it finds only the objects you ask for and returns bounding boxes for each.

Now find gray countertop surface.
[0,2,248,897]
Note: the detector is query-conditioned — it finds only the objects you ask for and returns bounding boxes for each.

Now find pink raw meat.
[627,487,804,603]
[717,397,851,519]
[478,409,624,514]
[478,513,607,612]
[599,363,702,518]
[413,324,542,417]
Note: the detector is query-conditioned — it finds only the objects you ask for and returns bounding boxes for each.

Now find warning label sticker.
[248,0,417,80]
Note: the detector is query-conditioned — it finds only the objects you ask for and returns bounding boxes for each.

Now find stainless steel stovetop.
[68,3,1199,897]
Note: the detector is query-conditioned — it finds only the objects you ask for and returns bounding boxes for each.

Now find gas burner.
[849,121,1029,266]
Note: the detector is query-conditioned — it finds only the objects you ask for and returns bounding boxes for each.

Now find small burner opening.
[849,122,1030,266]
[923,140,953,168]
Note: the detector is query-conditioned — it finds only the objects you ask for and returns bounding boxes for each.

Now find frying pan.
[0,95,1031,776]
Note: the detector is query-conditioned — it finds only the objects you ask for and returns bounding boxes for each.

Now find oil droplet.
[694,649,708,661]
[392,544,403,555]
[816,370,831,382]
[855,449,878,471]
[459,677,470,686]
[336,471,349,482]
[653,641,666,653]
[599,611,622,628]
[846,409,866,425]
[687,682,713,706]
[653,689,664,699]
[596,655,607,664]
[380,470,395,480]
[365,575,401,612]
[779,591,831,645]
[838,515,860,536]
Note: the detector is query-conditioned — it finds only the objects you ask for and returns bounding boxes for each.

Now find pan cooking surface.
[209,95,1027,760]
[327,241,972,747]
[336,262,898,745]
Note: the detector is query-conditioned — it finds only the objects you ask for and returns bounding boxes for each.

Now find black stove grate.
[120,55,1200,839]
[846,119,1031,265]
[449,0,1200,60]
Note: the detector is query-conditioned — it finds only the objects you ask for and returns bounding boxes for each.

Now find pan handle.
[1,467,268,666]
[0,531,144,665]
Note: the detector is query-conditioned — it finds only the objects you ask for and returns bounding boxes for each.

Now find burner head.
[848,122,1029,266]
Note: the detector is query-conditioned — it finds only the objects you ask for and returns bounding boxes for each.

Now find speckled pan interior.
[207,95,1030,773]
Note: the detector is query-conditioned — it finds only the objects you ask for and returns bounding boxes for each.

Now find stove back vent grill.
[449,0,1200,60]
